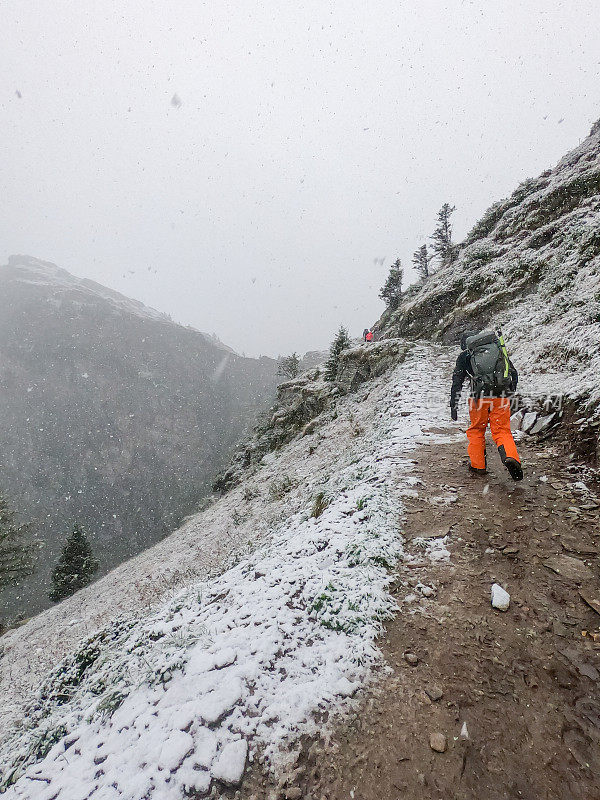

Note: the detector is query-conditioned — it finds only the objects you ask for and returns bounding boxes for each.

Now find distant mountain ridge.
[0,256,280,621]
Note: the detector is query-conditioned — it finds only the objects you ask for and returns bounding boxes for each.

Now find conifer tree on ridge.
[325,326,352,382]
[431,203,456,266]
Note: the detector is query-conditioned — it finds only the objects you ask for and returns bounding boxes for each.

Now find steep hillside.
[0,256,279,620]
[380,119,600,453]
[2,332,599,800]
[0,340,454,797]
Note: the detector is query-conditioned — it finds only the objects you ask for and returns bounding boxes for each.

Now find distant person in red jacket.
[365,330,374,342]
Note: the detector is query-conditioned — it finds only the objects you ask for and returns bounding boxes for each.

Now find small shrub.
[242,486,259,502]
[463,245,500,266]
[510,176,549,204]
[231,509,247,527]
[579,224,600,264]
[505,257,529,279]
[347,413,363,437]
[94,689,129,719]
[466,201,506,243]
[311,492,329,519]
[268,475,293,501]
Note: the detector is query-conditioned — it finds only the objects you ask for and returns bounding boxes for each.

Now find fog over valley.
[2,0,599,356]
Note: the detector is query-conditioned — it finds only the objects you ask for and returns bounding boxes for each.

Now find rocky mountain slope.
[379,119,600,458]
[0,256,279,620]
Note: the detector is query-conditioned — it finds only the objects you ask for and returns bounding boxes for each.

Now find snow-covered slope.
[4,256,186,327]
[0,342,456,798]
[382,120,600,414]
[6,256,239,353]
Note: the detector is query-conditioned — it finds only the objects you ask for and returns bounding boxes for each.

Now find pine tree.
[412,244,432,282]
[325,326,352,382]
[0,496,37,592]
[431,203,456,266]
[49,525,99,603]
[277,353,301,380]
[379,259,403,311]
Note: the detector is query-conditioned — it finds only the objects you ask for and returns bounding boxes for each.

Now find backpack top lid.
[465,329,497,350]
[460,329,480,350]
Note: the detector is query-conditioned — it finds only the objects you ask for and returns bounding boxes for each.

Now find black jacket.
[450,350,518,411]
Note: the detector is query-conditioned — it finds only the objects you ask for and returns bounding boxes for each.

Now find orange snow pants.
[467,397,520,470]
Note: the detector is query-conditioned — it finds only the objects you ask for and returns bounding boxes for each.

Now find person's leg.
[467,398,490,470]
[490,397,523,480]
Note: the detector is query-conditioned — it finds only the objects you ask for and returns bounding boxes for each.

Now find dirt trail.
[268,432,600,800]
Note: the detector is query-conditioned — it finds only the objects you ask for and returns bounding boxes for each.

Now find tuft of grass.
[232,509,247,527]
[268,475,293,501]
[93,689,129,720]
[463,245,500,266]
[311,491,330,519]
[242,485,259,502]
[309,579,394,634]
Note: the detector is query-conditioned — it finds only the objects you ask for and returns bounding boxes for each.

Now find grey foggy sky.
[2,1,599,358]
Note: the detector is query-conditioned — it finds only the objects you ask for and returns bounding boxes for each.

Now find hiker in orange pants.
[467,397,520,471]
[451,329,523,481]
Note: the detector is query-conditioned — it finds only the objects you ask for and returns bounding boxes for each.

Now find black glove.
[451,407,458,421]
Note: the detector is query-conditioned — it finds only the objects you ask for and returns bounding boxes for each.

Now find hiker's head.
[460,330,480,350]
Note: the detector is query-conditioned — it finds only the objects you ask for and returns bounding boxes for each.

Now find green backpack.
[466,329,513,396]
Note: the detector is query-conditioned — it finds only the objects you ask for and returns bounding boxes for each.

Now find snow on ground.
[0,343,457,799]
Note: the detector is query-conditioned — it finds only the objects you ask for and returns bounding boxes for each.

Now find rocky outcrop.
[375,121,600,465]
[336,340,410,394]
[380,120,600,354]
[214,341,410,493]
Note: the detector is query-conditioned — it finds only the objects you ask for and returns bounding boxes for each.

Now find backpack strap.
[497,329,510,380]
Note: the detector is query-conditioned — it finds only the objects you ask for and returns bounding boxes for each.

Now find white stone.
[522,412,538,433]
[194,727,218,768]
[180,764,211,795]
[491,583,510,611]
[211,739,248,786]
[529,413,556,435]
[510,411,523,431]
[157,730,194,771]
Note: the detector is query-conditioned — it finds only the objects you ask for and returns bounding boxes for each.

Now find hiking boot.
[504,457,523,481]
[467,462,487,476]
